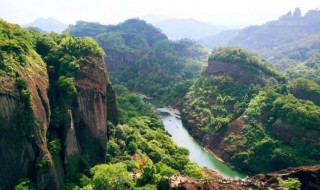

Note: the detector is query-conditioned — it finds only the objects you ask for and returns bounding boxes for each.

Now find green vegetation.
[209,48,287,83]
[62,85,207,189]
[199,9,320,72]
[0,18,209,190]
[66,19,208,104]
[91,163,133,189]
[14,179,37,190]
[288,77,320,105]
[183,48,320,174]
[279,178,302,190]
[183,75,260,135]
[34,32,105,126]
[287,61,320,84]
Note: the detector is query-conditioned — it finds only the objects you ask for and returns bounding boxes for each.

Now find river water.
[157,107,246,178]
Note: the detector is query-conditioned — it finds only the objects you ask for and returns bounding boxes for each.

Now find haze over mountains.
[198,8,320,70]
[143,16,229,40]
[1,3,320,189]
[24,18,67,33]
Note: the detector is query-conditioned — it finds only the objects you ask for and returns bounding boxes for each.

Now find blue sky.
[1,0,319,27]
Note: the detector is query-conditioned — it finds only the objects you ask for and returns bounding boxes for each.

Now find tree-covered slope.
[60,84,208,190]
[182,48,320,174]
[199,9,320,71]
[66,19,208,104]
[0,19,210,190]
[0,19,120,189]
[286,60,320,84]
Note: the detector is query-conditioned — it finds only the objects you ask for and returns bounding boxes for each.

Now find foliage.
[66,18,208,104]
[91,163,133,190]
[209,47,286,83]
[278,178,302,190]
[113,84,157,123]
[139,164,157,185]
[289,77,320,105]
[287,61,320,84]
[101,88,201,188]
[183,75,260,135]
[273,94,320,130]
[57,76,77,108]
[182,163,207,179]
[14,178,37,190]
[48,139,61,154]
[183,59,320,174]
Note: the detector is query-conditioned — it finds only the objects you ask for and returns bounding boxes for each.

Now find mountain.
[0,18,208,190]
[0,19,118,189]
[145,17,228,40]
[182,48,320,175]
[24,18,67,33]
[198,8,320,71]
[66,19,209,104]
[198,29,240,50]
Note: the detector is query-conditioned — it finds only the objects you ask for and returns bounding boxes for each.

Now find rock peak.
[293,7,302,17]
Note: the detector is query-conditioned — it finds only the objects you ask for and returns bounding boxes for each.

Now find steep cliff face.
[0,20,119,189]
[71,60,109,164]
[0,49,62,189]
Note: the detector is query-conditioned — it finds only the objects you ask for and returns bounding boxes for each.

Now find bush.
[279,177,301,190]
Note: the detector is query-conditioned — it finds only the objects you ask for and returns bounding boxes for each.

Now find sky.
[1,0,320,27]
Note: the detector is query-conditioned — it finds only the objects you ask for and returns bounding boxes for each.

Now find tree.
[279,178,301,190]
[139,164,156,185]
[91,163,133,190]
[127,141,138,155]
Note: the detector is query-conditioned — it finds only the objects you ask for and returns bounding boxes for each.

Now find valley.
[0,5,320,190]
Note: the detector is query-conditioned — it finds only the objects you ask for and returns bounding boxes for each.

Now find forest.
[0,6,320,190]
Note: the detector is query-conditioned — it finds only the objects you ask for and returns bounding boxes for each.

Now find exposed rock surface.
[171,165,320,190]
[0,21,119,189]
[0,51,62,189]
[71,60,110,164]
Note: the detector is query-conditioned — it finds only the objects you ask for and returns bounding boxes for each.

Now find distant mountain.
[24,18,67,33]
[198,29,240,49]
[199,8,320,70]
[228,8,320,50]
[144,17,228,40]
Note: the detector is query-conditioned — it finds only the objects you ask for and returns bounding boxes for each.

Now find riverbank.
[158,106,246,178]
[204,147,224,163]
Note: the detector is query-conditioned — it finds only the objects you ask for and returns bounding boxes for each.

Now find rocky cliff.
[0,20,119,189]
[170,165,320,190]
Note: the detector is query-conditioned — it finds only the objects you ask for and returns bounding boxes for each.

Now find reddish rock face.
[0,51,62,190]
[206,60,267,86]
[70,60,110,164]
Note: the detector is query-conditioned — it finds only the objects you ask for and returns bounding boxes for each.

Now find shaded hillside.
[66,19,208,104]
[198,29,240,49]
[182,48,320,174]
[228,8,320,50]
[286,60,320,84]
[24,18,67,33]
[199,9,320,71]
[0,19,118,189]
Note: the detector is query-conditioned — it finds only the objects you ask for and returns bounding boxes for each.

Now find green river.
[157,107,246,179]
